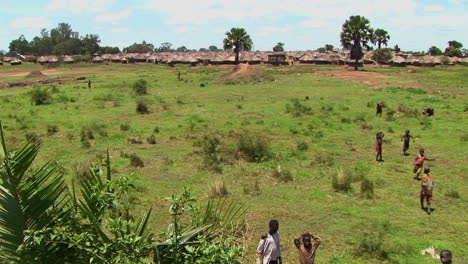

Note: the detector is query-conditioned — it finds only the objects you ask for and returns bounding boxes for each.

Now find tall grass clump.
[361,178,374,199]
[237,130,271,162]
[355,223,392,261]
[397,104,419,118]
[207,182,229,198]
[195,134,223,173]
[133,79,148,95]
[272,166,294,182]
[30,86,52,105]
[332,168,352,193]
[129,153,144,167]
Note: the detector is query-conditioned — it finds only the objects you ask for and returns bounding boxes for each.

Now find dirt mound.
[26,71,46,78]
[217,64,273,83]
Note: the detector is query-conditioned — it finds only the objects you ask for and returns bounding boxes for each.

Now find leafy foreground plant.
[0,122,245,264]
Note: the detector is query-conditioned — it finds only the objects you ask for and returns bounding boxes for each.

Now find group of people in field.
[256,220,453,263]
[255,102,453,264]
[375,103,437,215]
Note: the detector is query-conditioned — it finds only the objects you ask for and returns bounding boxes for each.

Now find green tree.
[223,28,253,64]
[448,40,463,49]
[124,41,154,53]
[208,45,220,51]
[82,34,101,54]
[340,15,374,70]
[444,46,463,57]
[325,44,334,51]
[273,42,285,52]
[372,48,393,63]
[428,46,443,56]
[393,44,400,52]
[8,35,31,55]
[373,29,390,49]
[176,46,188,52]
[99,46,121,54]
[157,42,173,52]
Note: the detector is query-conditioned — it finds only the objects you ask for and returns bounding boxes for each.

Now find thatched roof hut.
[92,56,104,63]
[63,55,74,63]
[37,56,59,64]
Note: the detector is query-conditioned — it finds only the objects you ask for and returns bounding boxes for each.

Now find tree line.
[4,20,467,60]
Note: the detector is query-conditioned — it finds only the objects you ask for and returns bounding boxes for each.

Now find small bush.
[133,79,148,95]
[332,168,352,192]
[352,161,370,181]
[296,141,309,151]
[73,162,91,183]
[136,101,150,114]
[46,125,59,135]
[120,123,131,131]
[361,178,375,199]
[445,190,460,199]
[153,126,160,133]
[286,98,313,117]
[314,153,335,167]
[356,223,392,260]
[129,154,144,167]
[243,179,261,196]
[147,135,157,144]
[31,86,52,105]
[237,130,271,162]
[208,182,229,198]
[341,117,351,123]
[195,133,223,173]
[397,104,419,118]
[272,166,294,182]
[387,127,394,133]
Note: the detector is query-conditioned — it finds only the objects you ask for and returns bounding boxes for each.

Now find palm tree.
[223,28,253,64]
[340,15,374,70]
[374,29,390,49]
[0,122,69,262]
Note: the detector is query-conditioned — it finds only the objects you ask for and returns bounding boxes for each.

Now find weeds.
[25,132,41,144]
[120,123,131,131]
[147,135,157,144]
[30,86,52,105]
[332,168,352,192]
[129,153,144,167]
[136,100,150,114]
[243,179,261,196]
[207,182,229,198]
[272,166,294,182]
[296,141,309,151]
[397,104,419,118]
[237,130,271,162]
[361,178,375,199]
[153,126,160,134]
[133,79,148,95]
[46,125,59,135]
[286,98,313,117]
[195,133,223,173]
[355,222,392,261]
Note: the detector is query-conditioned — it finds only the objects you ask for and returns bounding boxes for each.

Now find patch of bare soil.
[318,68,432,90]
[217,63,273,83]
[0,77,87,89]
[0,68,110,77]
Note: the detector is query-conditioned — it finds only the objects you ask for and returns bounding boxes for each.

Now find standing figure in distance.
[401,130,414,156]
[420,167,434,214]
[376,131,385,162]
[257,220,282,264]
[376,103,383,117]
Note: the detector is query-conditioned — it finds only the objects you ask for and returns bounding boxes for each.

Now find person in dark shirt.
[401,130,414,156]
[376,103,383,117]
[375,131,384,162]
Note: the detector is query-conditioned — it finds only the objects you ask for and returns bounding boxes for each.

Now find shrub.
[243,179,261,196]
[195,133,223,173]
[153,126,160,133]
[207,182,229,198]
[361,178,375,199]
[272,166,294,182]
[296,141,309,151]
[356,223,392,260]
[31,86,52,105]
[332,168,352,192]
[129,154,144,167]
[237,130,271,162]
[285,98,313,117]
[133,79,148,95]
[372,48,393,63]
[136,101,150,114]
[397,104,419,118]
[73,162,91,183]
[120,123,131,131]
[445,190,460,199]
[46,125,59,135]
[341,117,351,123]
[147,135,157,144]
[352,161,370,182]
[314,152,335,167]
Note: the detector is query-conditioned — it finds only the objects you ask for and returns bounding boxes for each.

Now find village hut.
[2,57,15,63]
[298,53,315,64]
[406,55,423,66]
[10,60,22,65]
[267,53,287,65]
[37,56,48,64]
[390,55,407,67]
[313,52,334,64]
[101,54,113,62]
[92,56,104,63]
[110,54,123,63]
[63,55,75,64]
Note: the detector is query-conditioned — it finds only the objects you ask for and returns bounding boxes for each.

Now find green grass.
[0,63,467,264]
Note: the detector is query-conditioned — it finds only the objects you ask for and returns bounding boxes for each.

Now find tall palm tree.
[374,29,390,49]
[340,15,374,70]
[223,28,253,64]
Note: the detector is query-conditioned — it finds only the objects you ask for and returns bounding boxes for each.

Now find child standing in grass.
[376,131,384,162]
[414,148,434,179]
[294,232,322,264]
[257,220,282,264]
[401,130,414,156]
[420,167,434,215]
[376,103,383,116]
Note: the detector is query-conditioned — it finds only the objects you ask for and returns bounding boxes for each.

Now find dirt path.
[317,68,432,90]
[0,68,111,77]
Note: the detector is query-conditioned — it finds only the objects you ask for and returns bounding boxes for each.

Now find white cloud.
[9,16,51,30]
[96,10,132,24]
[256,26,292,36]
[300,19,335,28]
[423,4,446,12]
[174,26,198,33]
[47,0,116,14]
[110,27,129,32]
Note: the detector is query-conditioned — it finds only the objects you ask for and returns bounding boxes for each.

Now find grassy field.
[0,62,467,263]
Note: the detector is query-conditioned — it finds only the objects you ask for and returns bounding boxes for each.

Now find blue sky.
[1,0,467,52]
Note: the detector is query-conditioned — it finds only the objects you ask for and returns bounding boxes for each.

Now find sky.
[1,0,467,52]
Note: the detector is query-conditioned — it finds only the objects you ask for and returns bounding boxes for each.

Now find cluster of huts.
[2,51,467,67]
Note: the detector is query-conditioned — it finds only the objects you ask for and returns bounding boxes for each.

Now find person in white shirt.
[257,220,281,264]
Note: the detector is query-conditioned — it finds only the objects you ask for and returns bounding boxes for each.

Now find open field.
[0,62,467,263]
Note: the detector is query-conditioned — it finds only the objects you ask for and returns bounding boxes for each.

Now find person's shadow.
[421,207,436,215]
